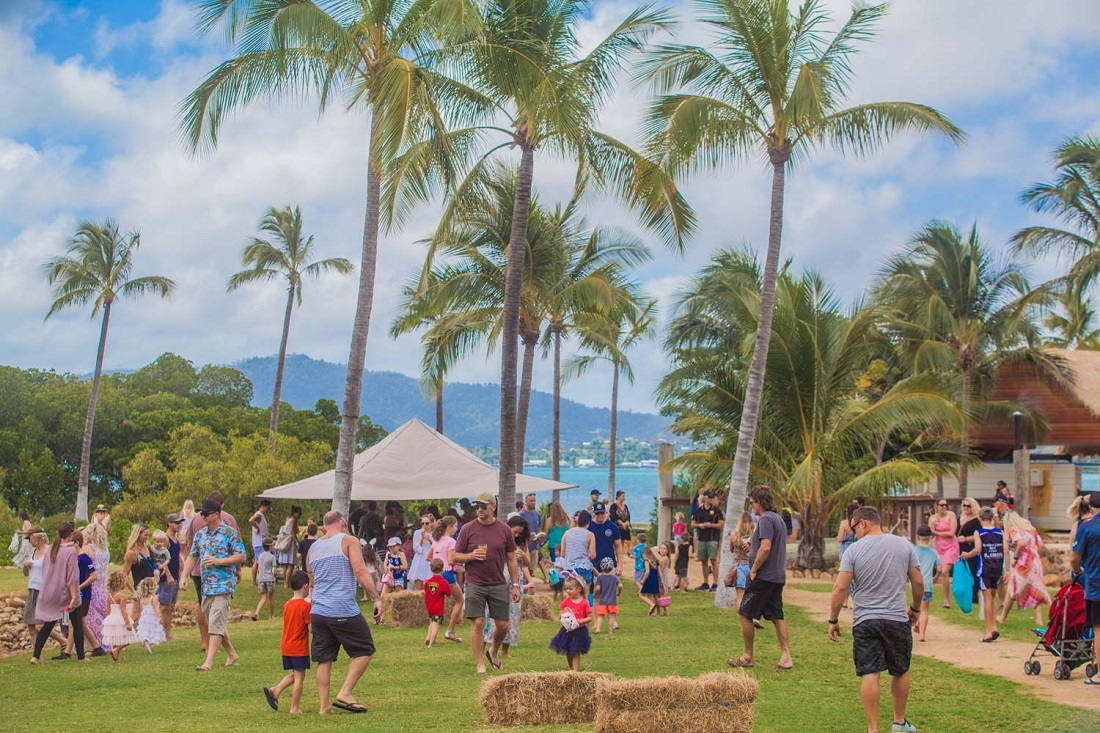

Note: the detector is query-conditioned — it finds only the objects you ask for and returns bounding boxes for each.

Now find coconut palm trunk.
[334,115,382,515]
[435,379,444,434]
[515,329,538,474]
[75,301,112,522]
[716,153,788,608]
[269,283,295,447]
[958,368,971,498]
[608,358,620,494]
[497,143,535,507]
[552,327,562,500]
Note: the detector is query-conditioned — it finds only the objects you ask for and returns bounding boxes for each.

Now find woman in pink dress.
[930,499,959,608]
[998,511,1051,626]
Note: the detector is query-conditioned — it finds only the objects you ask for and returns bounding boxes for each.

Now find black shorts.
[738,578,784,621]
[310,613,375,663]
[1086,599,1100,627]
[853,619,912,677]
[979,572,1002,592]
[192,577,203,604]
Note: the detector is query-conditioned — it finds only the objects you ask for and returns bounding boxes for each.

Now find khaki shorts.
[464,583,510,621]
[202,593,232,636]
[696,540,719,561]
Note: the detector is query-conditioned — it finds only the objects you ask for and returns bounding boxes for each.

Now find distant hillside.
[235,354,669,449]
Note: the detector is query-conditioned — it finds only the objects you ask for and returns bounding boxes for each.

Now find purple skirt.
[548,626,591,656]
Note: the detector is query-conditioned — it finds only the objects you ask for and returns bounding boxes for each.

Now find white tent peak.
[259,418,577,502]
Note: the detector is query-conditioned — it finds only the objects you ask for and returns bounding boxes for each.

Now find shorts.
[464,583,510,621]
[675,569,688,581]
[428,615,445,624]
[735,564,750,589]
[979,573,1002,592]
[253,545,264,560]
[201,593,232,636]
[634,569,645,584]
[191,576,203,603]
[442,570,457,584]
[853,619,913,677]
[157,583,179,605]
[311,613,375,663]
[1085,599,1100,627]
[259,581,275,595]
[738,578,784,621]
[921,591,934,603]
[282,655,310,671]
[696,540,719,561]
[597,605,619,616]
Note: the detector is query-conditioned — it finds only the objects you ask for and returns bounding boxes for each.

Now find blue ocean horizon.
[520,466,661,523]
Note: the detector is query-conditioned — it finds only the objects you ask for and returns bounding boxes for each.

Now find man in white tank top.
[306,510,382,714]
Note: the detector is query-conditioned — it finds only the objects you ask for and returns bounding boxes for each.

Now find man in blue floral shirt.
[182,497,246,671]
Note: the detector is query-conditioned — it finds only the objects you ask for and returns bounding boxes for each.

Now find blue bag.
[951,560,974,614]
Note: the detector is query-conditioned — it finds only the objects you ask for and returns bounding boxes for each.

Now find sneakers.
[695,583,710,591]
[891,720,918,733]
[710,584,718,591]
[90,647,107,657]
[51,652,71,661]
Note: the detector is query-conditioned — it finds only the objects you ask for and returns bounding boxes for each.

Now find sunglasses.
[937,503,948,508]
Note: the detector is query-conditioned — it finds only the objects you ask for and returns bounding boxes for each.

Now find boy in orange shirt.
[263,570,311,714]
[423,558,452,647]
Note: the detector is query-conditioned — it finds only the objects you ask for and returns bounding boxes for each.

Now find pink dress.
[1006,529,1051,609]
[932,516,959,565]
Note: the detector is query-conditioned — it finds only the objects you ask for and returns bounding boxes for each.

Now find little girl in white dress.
[135,577,166,652]
[100,571,139,661]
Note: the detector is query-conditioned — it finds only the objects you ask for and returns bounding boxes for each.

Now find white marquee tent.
[258,418,577,501]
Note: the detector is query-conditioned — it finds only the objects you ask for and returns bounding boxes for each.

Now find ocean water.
[521,467,660,522]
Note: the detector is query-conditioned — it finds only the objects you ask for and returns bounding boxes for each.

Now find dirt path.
[783,586,1100,713]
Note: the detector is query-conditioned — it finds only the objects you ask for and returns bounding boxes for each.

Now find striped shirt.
[308,533,359,618]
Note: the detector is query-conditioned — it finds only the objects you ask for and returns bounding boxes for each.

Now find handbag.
[272,533,294,554]
[656,595,672,608]
[724,566,737,588]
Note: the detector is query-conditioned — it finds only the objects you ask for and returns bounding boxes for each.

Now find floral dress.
[1006,528,1051,609]
[87,546,111,649]
[484,566,523,647]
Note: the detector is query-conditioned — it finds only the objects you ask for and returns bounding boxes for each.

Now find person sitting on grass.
[548,577,592,672]
[424,558,452,647]
[254,537,277,621]
[592,557,621,634]
[911,525,940,643]
[263,570,311,715]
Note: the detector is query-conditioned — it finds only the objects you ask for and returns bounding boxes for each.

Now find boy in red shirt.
[424,558,452,647]
[263,570,311,714]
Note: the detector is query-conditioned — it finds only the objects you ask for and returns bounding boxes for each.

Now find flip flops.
[485,650,502,670]
[263,687,278,711]
[727,657,754,668]
[332,699,367,713]
[444,632,463,643]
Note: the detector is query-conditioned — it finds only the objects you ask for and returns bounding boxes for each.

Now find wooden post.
[1014,448,1030,519]
[657,442,675,543]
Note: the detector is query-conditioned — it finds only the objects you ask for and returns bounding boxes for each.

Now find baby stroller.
[1024,578,1096,681]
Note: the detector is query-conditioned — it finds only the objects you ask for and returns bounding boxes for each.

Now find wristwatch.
[827,618,839,624]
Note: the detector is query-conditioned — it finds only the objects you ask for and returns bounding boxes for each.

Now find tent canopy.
[259,418,577,502]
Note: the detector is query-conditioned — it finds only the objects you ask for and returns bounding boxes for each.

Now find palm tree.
[875,221,1052,497]
[1012,136,1100,285]
[658,249,966,570]
[1044,279,1100,349]
[227,205,353,446]
[639,0,964,604]
[565,298,657,495]
[43,220,175,521]
[390,0,693,509]
[180,0,491,515]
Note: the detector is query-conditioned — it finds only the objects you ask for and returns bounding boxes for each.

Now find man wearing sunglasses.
[828,506,924,733]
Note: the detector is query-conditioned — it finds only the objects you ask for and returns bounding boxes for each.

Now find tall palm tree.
[658,249,966,569]
[180,0,491,515]
[1012,136,1100,285]
[227,205,353,446]
[1044,279,1100,349]
[639,0,963,604]
[390,0,693,509]
[43,220,175,521]
[875,221,1052,497]
[565,298,656,494]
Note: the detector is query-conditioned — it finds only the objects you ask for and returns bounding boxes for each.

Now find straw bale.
[520,593,554,621]
[594,673,759,733]
[480,671,614,725]
[385,590,456,628]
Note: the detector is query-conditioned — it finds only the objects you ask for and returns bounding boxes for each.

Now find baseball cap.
[475,491,496,506]
[1089,492,1100,509]
[592,502,607,513]
[199,498,221,516]
[166,513,182,524]
[916,524,932,537]
[387,536,402,546]
[993,492,1014,507]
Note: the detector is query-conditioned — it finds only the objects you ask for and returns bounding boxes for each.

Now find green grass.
[0,567,1089,733]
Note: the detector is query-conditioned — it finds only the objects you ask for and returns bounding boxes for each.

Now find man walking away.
[828,506,924,733]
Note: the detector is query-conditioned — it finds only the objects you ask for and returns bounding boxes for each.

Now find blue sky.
[2,0,1099,414]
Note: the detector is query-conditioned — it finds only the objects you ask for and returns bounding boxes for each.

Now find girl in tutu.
[548,577,592,671]
[135,577,165,653]
[100,571,138,661]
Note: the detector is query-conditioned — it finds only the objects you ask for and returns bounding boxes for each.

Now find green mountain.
[235,354,669,450]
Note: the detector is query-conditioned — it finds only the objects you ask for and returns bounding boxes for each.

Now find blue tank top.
[308,533,359,618]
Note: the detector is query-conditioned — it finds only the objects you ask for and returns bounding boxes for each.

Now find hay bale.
[384,590,456,628]
[480,671,615,725]
[520,593,554,621]
[595,673,759,733]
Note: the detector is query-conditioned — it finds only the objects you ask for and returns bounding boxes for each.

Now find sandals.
[332,699,367,713]
[727,657,754,668]
[263,687,279,711]
[443,632,462,643]
[485,650,503,670]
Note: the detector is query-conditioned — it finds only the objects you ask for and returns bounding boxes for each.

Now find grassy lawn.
[0,568,1089,732]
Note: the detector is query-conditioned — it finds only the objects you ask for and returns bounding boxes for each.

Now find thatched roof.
[1045,348,1100,420]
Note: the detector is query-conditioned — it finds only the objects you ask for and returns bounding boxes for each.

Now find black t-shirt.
[298,537,316,571]
[349,508,367,536]
[957,518,981,552]
[693,505,725,542]
[362,512,383,542]
[675,539,693,571]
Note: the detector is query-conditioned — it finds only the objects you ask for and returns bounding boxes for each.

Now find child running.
[135,577,165,653]
[100,571,139,662]
[423,558,452,647]
[639,546,662,615]
[912,524,941,642]
[674,533,694,592]
[263,570,311,715]
[253,537,277,621]
[592,557,622,634]
[549,577,592,671]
